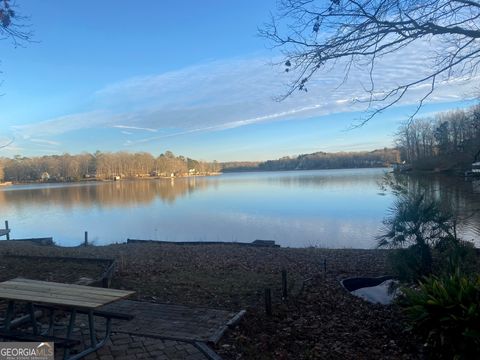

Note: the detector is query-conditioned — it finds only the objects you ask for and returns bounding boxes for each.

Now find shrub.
[387,246,430,283]
[401,271,480,359]
[377,193,473,282]
[433,238,478,277]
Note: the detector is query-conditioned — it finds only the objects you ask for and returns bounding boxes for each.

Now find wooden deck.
[0,229,10,237]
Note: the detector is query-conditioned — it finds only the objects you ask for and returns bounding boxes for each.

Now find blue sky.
[0,1,478,161]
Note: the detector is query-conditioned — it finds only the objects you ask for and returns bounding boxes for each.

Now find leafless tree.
[0,0,31,45]
[395,103,480,168]
[262,0,480,123]
[0,151,218,182]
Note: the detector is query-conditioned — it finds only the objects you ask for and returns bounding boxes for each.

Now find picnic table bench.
[0,278,135,360]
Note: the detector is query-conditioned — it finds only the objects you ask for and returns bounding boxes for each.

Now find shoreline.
[3,167,475,187]
[0,173,223,186]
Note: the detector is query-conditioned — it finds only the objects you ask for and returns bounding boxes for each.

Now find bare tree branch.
[262,0,480,122]
[0,0,32,46]
[0,136,14,149]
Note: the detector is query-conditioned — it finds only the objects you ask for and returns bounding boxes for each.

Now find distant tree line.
[395,104,480,171]
[221,148,400,172]
[220,161,261,172]
[0,151,220,182]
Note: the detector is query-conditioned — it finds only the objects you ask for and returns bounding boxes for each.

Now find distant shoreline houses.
[0,151,221,184]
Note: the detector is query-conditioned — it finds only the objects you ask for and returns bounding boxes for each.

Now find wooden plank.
[0,288,130,307]
[0,278,134,309]
[35,304,134,321]
[0,229,10,237]
[7,238,54,245]
[5,254,115,264]
[0,284,125,303]
[102,301,232,316]
[127,238,280,247]
[3,280,131,298]
[0,289,112,308]
[0,290,101,308]
[9,278,134,297]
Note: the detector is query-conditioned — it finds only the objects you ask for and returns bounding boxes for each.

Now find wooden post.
[281,269,288,300]
[5,220,9,240]
[84,231,88,247]
[264,288,272,316]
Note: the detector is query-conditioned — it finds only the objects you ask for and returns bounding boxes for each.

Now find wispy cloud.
[29,138,61,146]
[10,39,479,150]
[113,125,158,132]
[12,111,118,138]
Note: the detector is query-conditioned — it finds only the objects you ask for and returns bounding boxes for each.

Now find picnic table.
[0,278,135,360]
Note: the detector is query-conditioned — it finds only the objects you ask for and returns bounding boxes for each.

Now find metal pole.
[84,231,88,247]
[88,310,97,347]
[28,303,38,335]
[4,301,15,331]
[281,269,288,300]
[264,288,272,316]
[63,309,77,360]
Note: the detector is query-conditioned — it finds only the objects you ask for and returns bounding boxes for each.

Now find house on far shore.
[41,172,50,181]
[392,162,412,173]
[472,162,480,174]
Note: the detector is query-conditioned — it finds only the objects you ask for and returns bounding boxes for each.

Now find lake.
[0,168,479,248]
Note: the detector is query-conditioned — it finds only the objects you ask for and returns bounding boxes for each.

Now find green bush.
[401,271,480,359]
[388,245,431,283]
[434,238,478,277]
[378,192,479,283]
[377,193,456,281]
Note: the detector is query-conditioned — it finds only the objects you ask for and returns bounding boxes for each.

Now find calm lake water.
[1,168,479,248]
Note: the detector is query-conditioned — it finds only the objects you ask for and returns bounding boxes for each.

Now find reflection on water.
[390,173,480,241]
[351,280,398,305]
[0,169,478,247]
[0,177,216,208]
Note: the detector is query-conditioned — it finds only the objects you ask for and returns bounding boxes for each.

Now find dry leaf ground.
[0,242,422,358]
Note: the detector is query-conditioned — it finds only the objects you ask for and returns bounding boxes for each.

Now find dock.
[0,221,10,240]
[0,221,54,245]
[127,239,280,247]
[6,237,54,246]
